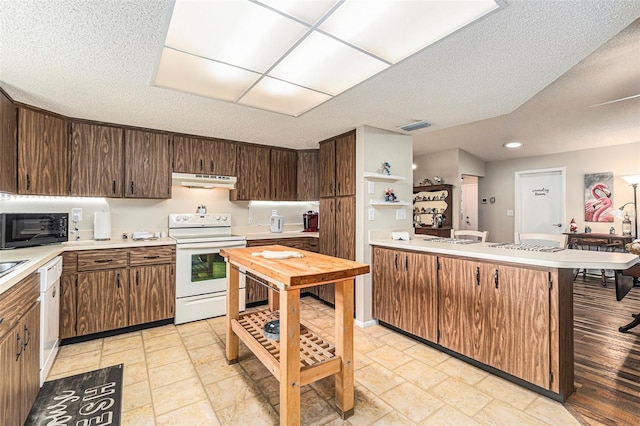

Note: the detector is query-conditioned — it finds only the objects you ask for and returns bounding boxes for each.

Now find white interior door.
[460,176,478,230]
[515,167,566,237]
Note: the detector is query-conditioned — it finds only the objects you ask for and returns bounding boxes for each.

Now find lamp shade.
[621,175,640,185]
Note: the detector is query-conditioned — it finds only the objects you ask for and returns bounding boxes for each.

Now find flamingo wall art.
[584,172,614,222]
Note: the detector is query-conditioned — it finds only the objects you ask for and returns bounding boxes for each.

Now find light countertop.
[0,231,319,296]
[369,236,639,270]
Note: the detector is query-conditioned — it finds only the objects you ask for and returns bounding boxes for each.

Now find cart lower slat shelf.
[231,310,342,386]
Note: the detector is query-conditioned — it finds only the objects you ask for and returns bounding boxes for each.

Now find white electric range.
[168,213,246,324]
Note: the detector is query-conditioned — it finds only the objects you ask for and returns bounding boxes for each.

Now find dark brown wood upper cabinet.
[124,129,171,199]
[208,138,237,176]
[173,135,207,174]
[270,148,297,201]
[233,144,270,200]
[70,122,123,197]
[335,131,356,197]
[319,138,336,197]
[173,135,237,176]
[0,90,17,193]
[18,108,69,196]
[296,149,319,201]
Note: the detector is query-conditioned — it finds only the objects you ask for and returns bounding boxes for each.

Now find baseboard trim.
[355,319,378,328]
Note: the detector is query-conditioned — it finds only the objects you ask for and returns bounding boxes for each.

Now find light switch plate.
[368,182,375,194]
[506,210,514,217]
[72,208,82,222]
[396,208,406,220]
[368,208,375,221]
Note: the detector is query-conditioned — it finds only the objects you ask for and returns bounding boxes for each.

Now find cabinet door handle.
[395,254,398,269]
[130,181,134,195]
[143,255,160,259]
[210,160,213,173]
[16,333,23,360]
[112,180,116,194]
[494,269,499,288]
[200,159,203,171]
[476,267,480,286]
[23,325,31,347]
[0,317,3,326]
[26,174,31,191]
[136,270,139,286]
[405,255,408,271]
[117,272,121,288]
[94,259,113,263]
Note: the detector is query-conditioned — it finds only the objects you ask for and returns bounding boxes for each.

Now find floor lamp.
[614,175,640,239]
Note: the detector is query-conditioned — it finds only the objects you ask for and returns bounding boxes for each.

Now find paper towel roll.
[94,212,111,240]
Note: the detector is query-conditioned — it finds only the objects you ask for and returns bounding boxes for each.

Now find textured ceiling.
[1,0,639,162]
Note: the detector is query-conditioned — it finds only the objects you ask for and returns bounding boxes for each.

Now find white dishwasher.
[38,256,62,386]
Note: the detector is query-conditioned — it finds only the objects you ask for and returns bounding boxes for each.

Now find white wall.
[480,142,640,243]
[355,125,413,326]
[0,188,318,239]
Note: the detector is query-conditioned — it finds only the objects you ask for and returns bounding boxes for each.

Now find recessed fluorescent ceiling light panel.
[155,0,501,117]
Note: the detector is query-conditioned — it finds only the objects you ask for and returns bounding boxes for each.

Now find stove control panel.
[169,213,231,228]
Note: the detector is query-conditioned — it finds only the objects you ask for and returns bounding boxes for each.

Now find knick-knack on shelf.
[384,187,396,202]
[377,162,391,175]
[570,218,577,233]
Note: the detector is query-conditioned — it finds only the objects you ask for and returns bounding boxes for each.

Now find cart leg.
[279,288,301,426]
[334,278,355,419]
[225,264,240,364]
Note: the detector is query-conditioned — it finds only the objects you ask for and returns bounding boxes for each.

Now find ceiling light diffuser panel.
[155,0,502,116]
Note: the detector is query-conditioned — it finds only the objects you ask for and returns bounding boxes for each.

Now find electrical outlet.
[506,210,514,217]
[396,208,406,220]
[72,208,82,222]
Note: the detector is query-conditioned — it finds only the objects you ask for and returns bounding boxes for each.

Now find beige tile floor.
[48,297,580,425]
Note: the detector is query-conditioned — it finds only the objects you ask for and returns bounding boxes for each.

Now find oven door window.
[191,252,226,282]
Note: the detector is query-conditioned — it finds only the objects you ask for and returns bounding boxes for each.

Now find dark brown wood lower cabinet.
[76,269,129,336]
[129,264,175,325]
[0,298,40,426]
[372,247,437,341]
[19,303,40,423]
[438,256,550,388]
[59,273,77,339]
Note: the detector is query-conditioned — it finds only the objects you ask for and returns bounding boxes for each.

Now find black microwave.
[0,213,69,249]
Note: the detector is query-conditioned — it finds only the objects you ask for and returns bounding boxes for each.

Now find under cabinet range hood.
[171,173,237,189]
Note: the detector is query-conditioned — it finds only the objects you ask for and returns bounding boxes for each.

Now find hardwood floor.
[567,277,640,425]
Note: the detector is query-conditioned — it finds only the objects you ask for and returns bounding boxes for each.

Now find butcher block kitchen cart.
[221,245,369,425]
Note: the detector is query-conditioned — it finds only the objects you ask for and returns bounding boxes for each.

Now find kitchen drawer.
[0,273,39,339]
[129,246,175,266]
[77,249,129,271]
[305,238,319,252]
[279,238,306,250]
[247,239,280,247]
[62,251,78,273]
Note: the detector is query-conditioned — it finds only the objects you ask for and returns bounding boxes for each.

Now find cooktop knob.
[182,215,189,221]
[215,215,221,220]
[221,216,228,221]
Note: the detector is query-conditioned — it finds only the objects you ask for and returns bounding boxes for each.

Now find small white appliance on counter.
[269,210,284,233]
[38,256,62,386]
[93,211,111,240]
[169,213,246,324]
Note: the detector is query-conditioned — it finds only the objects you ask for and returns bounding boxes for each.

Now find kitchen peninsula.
[369,233,638,402]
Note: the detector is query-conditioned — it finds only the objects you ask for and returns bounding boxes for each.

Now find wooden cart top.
[221,245,370,288]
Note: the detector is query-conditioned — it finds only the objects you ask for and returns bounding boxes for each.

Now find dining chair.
[450,229,488,242]
[515,233,568,248]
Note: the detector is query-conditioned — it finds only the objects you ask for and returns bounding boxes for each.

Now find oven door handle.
[177,241,246,250]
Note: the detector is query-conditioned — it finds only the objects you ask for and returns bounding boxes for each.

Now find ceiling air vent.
[398,120,431,132]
